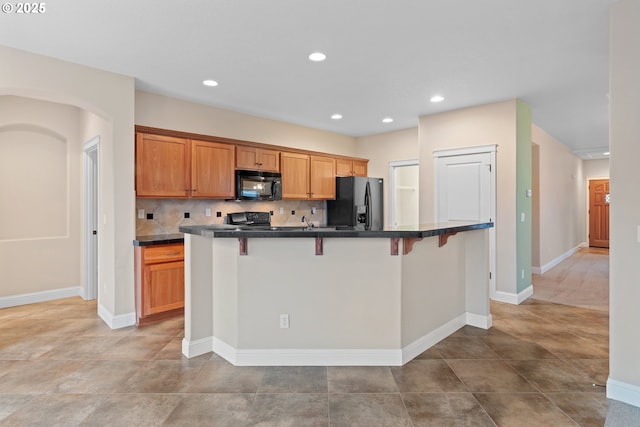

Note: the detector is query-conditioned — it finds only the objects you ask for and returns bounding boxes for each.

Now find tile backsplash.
[136,199,326,236]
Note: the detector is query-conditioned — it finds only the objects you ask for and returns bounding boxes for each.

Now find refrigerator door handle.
[364,181,371,230]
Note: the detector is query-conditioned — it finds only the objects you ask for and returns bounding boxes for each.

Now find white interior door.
[434,145,496,297]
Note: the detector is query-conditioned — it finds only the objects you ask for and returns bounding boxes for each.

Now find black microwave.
[236,170,282,201]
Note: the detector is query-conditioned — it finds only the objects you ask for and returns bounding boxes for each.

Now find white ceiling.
[0,0,612,159]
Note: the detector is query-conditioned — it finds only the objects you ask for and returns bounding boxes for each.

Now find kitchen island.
[179,221,493,366]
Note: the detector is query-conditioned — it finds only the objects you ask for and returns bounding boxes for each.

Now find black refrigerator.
[327,176,384,230]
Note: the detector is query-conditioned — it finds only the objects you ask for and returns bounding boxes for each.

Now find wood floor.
[0,251,611,426]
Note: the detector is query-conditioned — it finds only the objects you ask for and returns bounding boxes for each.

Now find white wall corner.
[97,303,135,329]
[607,378,640,409]
[0,286,81,309]
[492,285,533,305]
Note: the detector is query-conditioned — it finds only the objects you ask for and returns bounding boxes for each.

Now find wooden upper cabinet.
[191,140,235,198]
[136,133,190,197]
[336,158,368,177]
[281,152,310,199]
[309,155,336,199]
[236,146,280,172]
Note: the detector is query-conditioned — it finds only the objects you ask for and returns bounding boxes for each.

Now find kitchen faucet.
[301,215,314,229]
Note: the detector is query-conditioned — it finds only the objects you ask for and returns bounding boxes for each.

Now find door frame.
[434,145,497,298]
[388,159,419,227]
[83,136,100,301]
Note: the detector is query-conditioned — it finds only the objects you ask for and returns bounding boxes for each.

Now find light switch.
[526,189,532,198]
[137,209,145,219]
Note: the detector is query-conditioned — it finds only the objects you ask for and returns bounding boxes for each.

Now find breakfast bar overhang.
[179,221,493,366]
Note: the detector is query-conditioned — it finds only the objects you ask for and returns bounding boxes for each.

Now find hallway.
[532,247,609,312]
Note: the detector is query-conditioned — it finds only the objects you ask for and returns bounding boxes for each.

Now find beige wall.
[1,45,135,320]
[419,100,518,297]
[355,127,419,226]
[583,159,609,178]
[0,96,82,297]
[531,125,586,269]
[609,0,640,404]
[135,91,356,156]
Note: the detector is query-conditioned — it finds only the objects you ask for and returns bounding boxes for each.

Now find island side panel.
[400,234,466,349]
[235,238,402,350]
[182,234,214,357]
[211,237,240,349]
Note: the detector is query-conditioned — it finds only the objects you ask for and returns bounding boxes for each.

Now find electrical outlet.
[279,314,289,329]
[521,269,525,279]
[279,207,284,215]
[205,208,211,217]
[216,211,222,218]
[520,212,525,222]
[184,212,190,219]
[146,213,153,220]
[311,207,316,214]
[291,210,295,215]
[137,209,145,219]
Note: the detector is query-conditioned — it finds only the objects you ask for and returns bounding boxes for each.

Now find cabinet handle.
[165,251,181,256]
[193,189,197,192]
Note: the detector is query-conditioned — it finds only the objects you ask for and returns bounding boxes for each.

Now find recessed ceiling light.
[308,52,326,62]
[331,114,343,120]
[430,95,444,103]
[202,79,218,87]
[603,151,610,155]
[382,117,394,123]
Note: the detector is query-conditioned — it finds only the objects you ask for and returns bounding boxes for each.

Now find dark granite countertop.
[133,233,184,246]
[178,221,492,239]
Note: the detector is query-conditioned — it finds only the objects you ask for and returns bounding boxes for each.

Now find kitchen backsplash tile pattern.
[136,199,326,236]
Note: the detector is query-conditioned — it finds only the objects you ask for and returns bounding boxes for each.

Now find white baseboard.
[532,242,587,275]
[0,286,81,309]
[97,303,135,329]
[402,313,467,364]
[607,378,640,408]
[493,285,534,305]
[185,312,492,366]
[182,336,215,359]
[467,312,493,329]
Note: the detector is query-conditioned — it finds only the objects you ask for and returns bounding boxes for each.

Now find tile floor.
[0,294,610,426]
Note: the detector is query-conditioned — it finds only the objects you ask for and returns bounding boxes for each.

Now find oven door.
[236,170,282,201]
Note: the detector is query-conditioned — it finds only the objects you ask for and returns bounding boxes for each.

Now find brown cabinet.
[134,243,184,326]
[281,152,336,199]
[136,133,190,197]
[336,158,368,177]
[236,146,280,172]
[136,132,235,198]
[191,140,235,198]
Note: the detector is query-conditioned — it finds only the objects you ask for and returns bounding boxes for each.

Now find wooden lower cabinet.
[134,243,184,326]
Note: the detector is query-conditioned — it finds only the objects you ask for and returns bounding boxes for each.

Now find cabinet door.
[191,140,235,198]
[236,146,260,170]
[136,133,190,197]
[281,152,310,199]
[336,159,354,176]
[143,260,185,315]
[310,155,336,199]
[352,160,368,177]
[257,148,280,172]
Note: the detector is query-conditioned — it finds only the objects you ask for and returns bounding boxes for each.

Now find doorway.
[589,179,610,248]
[83,137,100,300]
[389,160,419,227]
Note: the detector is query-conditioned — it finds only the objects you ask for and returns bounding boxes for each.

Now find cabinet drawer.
[143,244,184,263]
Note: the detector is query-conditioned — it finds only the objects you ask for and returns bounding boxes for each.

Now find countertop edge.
[178,222,493,239]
